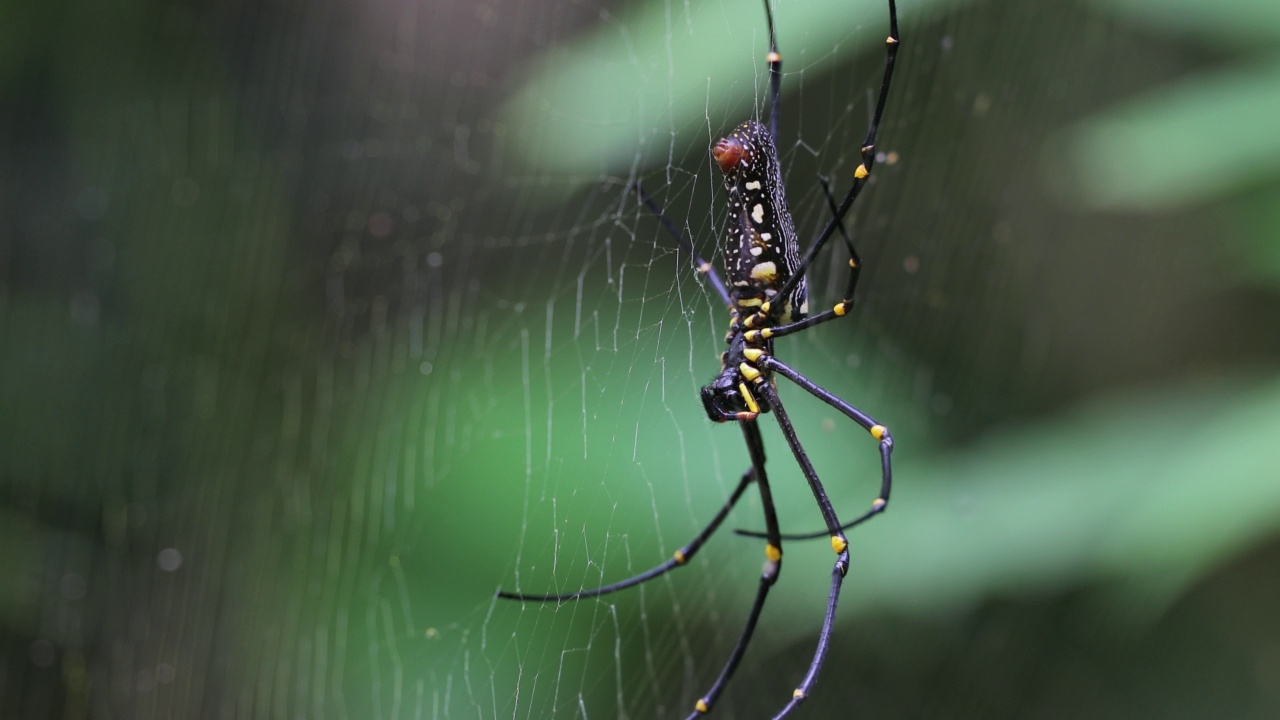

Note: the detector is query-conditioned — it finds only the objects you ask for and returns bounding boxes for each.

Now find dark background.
[3,0,1280,717]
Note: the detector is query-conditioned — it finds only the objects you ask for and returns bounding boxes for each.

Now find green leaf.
[496,0,953,184]
[1063,56,1280,210]
[765,374,1280,626]
[1092,0,1280,43]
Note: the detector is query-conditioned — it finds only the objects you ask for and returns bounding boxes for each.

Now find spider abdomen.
[715,120,809,322]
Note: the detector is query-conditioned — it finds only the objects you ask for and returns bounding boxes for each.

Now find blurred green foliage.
[2,0,1280,718]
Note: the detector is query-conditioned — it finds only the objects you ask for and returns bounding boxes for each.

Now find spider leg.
[760,0,899,325]
[817,174,862,303]
[741,175,868,350]
[685,420,784,718]
[496,452,756,602]
[738,355,893,541]
[751,379,851,718]
[763,0,782,143]
[499,423,787,717]
[634,181,733,308]
[739,170,882,347]
[638,0,787,311]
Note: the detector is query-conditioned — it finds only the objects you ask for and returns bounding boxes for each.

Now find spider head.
[700,365,769,422]
[700,376,747,422]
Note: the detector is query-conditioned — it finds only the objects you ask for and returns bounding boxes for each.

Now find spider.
[498,1,899,717]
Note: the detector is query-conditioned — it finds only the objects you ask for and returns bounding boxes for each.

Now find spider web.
[468,2,931,716]
[7,0,1280,718]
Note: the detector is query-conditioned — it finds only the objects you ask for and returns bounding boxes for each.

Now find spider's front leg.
[739,375,854,718]
[683,419,785,719]
[737,351,895,542]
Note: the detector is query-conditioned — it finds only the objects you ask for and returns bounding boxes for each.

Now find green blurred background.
[3,0,1280,717]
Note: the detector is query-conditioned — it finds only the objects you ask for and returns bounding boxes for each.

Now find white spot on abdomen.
[751,204,765,224]
[750,261,777,282]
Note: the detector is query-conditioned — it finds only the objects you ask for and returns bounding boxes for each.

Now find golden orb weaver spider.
[498,1,900,717]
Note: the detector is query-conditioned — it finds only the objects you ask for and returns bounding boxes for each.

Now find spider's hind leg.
[817,174,863,305]
[762,0,783,143]
[633,181,733,308]
[759,0,900,333]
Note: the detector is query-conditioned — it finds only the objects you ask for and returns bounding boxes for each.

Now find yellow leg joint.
[695,699,710,713]
[674,549,687,565]
[793,689,806,699]
[760,301,772,314]
[743,348,764,362]
[873,498,887,510]
[739,383,761,414]
[833,302,848,317]
[765,543,782,562]
[767,51,781,63]
[697,262,713,274]
[870,424,887,440]
[744,330,761,342]
[739,363,761,382]
[831,535,847,554]
[854,163,869,179]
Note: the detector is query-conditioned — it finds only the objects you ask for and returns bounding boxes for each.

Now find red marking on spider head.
[713,135,749,172]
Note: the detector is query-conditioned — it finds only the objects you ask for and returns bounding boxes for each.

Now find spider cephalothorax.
[701,323,775,421]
